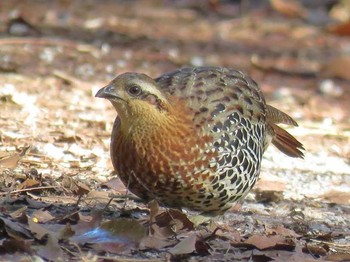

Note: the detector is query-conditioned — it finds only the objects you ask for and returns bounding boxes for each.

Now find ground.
[0,0,349,261]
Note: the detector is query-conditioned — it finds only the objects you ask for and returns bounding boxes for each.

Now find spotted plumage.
[96,66,304,214]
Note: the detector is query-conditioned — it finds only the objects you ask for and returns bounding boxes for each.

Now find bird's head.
[95,73,175,133]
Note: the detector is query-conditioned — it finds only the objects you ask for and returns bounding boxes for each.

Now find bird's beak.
[95,83,121,100]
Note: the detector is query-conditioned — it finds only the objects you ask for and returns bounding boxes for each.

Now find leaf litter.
[0,0,349,261]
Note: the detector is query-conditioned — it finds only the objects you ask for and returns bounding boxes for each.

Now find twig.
[0,37,99,54]
[0,185,61,196]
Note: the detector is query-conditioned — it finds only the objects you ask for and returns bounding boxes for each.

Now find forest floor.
[0,0,349,261]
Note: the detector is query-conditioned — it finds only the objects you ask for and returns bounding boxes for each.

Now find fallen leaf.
[168,233,197,255]
[102,177,128,194]
[37,233,63,260]
[9,206,27,220]
[326,253,350,261]
[18,178,40,189]
[0,216,32,239]
[243,235,296,250]
[0,146,30,169]
[62,177,90,196]
[319,190,350,205]
[270,0,308,18]
[328,20,350,36]
[140,235,177,250]
[266,225,301,238]
[32,209,54,223]
[251,55,320,76]
[302,243,328,256]
[155,209,194,232]
[28,216,51,240]
[254,180,286,192]
[322,56,350,80]
[0,239,31,253]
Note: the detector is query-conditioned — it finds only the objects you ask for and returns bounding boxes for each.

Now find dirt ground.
[0,0,349,261]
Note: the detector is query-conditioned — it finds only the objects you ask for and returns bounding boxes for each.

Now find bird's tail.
[266,105,304,158]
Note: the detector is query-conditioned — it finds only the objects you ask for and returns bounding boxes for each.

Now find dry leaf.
[326,253,350,261]
[100,218,147,243]
[302,243,328,256]
[319,190,350,205]
[168,233,197,255]
[28,216,51,240]
[244,234,295,250]
[37,234,63,261]
[322,56,350,80]
[0,146,30,169]
[155,209,194,232]
[270,0,308,18]
[140,235,177,250]
[32,210,54,223]
[9,206,28,220]
[251,55,320,76]
[254,180,286,192]
[266,225,301,238]
[328,21,350,36]
[0,216,32,239]
[18,178,40,189]
[0,239,31,253]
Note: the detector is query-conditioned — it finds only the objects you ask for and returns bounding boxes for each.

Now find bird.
[95,66,304,215]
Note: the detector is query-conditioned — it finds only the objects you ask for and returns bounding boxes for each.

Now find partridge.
[96,66,304,214]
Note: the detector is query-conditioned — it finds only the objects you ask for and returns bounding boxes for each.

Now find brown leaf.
[319,190,350,205]
[85,190,112,205]
[18,178,40,189]
[62,177,90,196]
[140,235,177,250]
[251,55,320,76]
[270,0,308,18]
[195,238,211,256]
[266,225,301,238]
[155,209,194,232]
[102,177,128,194]
[149,206,194,239]
[302,243,328,256]
[254,179,286,203]
[28,216,51,240]
[322,56,350,80]
[168,233,197,255]
[0,146,30,169]
[328,21,350,36]
[37,233,63,260]
[55,134,82,143]
[32,209,54,223]
[244,235,295,250]
[326,253,350,261]
[254,179,286,192]
[0,239,31,253]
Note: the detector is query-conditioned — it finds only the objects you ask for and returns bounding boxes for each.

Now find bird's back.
[153,67,303,212]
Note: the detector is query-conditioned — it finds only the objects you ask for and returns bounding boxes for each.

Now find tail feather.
[270,123,304,158]
[266,105,298,126]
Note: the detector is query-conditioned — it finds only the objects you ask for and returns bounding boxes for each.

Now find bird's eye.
[127,85,142,96]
